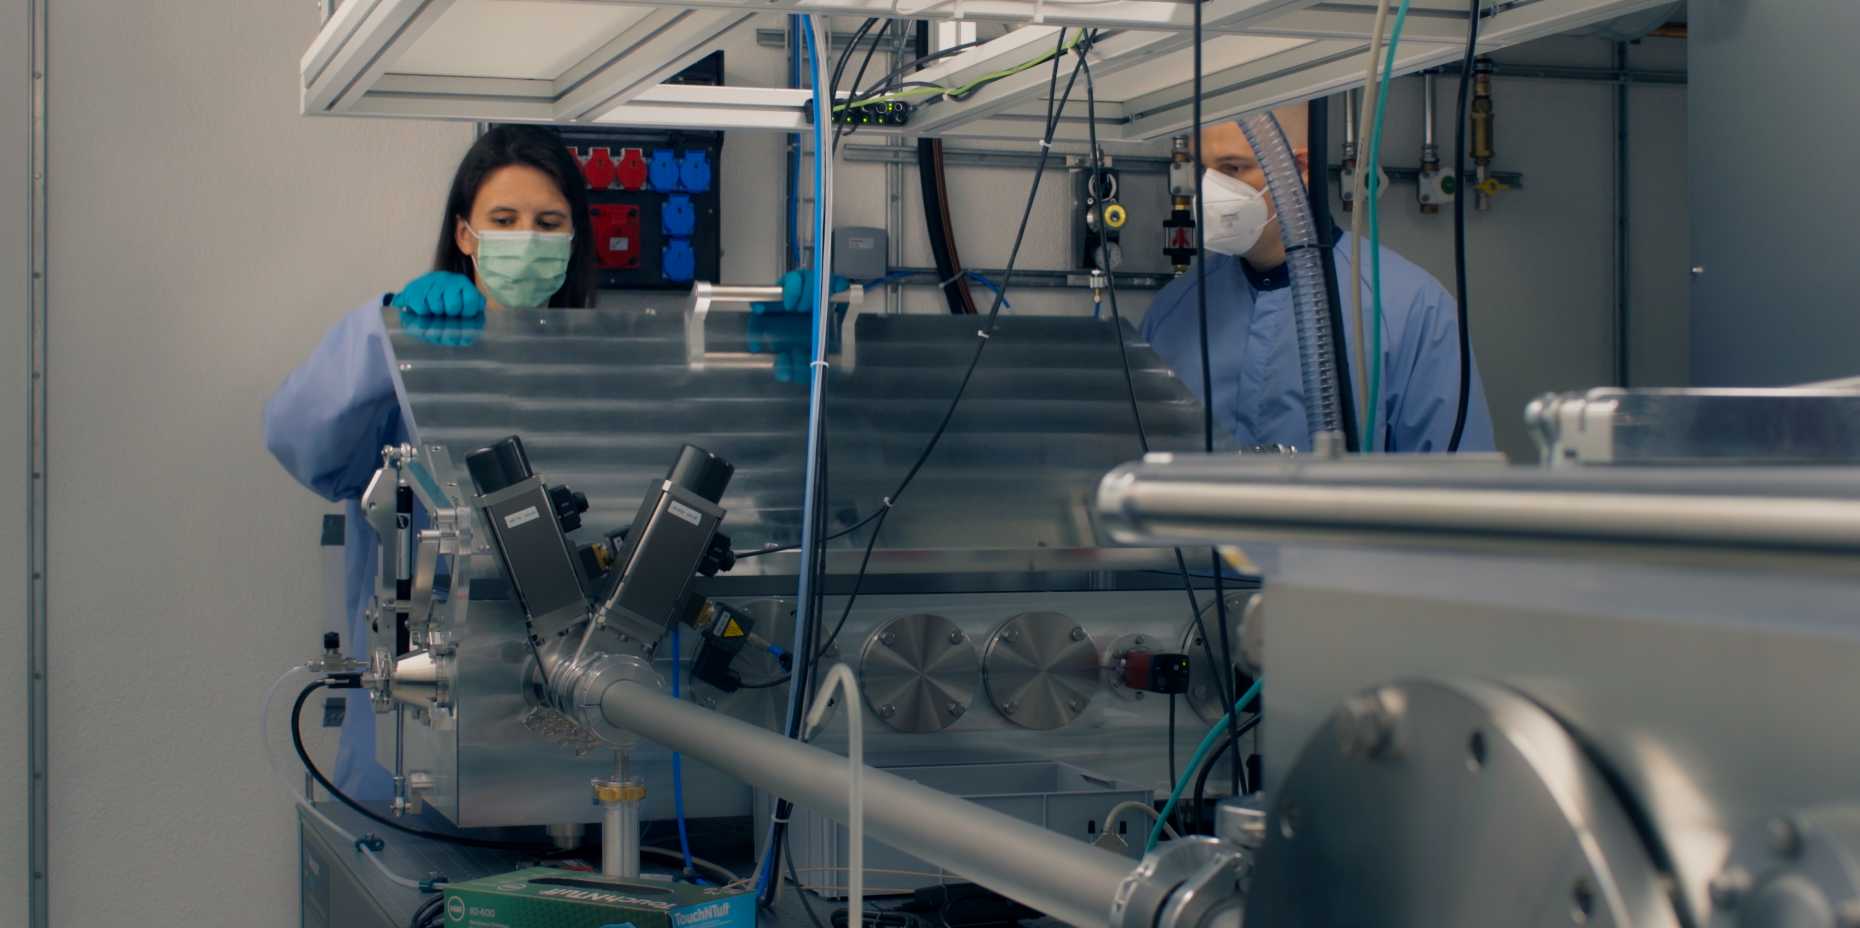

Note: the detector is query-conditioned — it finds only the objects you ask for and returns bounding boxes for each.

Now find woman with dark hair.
[261,125,594,799]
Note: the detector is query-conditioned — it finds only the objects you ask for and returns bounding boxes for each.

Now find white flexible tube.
[1348,0,1395,441]
[802,664,863,922]
[1104,800,1180,841]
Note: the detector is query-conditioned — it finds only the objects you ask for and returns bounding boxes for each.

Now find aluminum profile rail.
[297,0,1676,142]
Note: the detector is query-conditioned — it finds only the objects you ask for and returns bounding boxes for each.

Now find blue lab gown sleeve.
[264,296,403,800]
[264,297,405,501]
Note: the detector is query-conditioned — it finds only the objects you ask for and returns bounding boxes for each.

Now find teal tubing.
[1364,0,1414,450]
[1145,678,1265,852]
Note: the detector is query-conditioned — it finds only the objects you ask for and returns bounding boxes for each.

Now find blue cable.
[1364,0,1414,451]
[1145,678,1264,852]
[669,623,695,876]
[757,14,832,901]
[964,271,1011,310]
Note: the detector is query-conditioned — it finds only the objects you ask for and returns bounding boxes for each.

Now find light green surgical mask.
[469,228,573,308]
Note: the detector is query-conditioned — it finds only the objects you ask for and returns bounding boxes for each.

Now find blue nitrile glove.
[746,311,813,384]
[751,268,849,315]
[398,308,485,348]
[391,270,485,318]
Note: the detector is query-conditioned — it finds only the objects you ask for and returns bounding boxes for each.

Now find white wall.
[2,4,33,925]
[41,1,469,924]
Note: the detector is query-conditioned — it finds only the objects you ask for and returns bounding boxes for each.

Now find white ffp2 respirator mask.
[1199,168,1273,256]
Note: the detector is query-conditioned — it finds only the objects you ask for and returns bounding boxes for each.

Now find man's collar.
[1239,224,1345,293]
[1240,257,1291,292]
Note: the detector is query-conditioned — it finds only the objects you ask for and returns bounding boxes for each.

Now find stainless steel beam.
[557,10,756,120]
[595,681,1134,928]
[904,0,1313,135]
[343,84,815,132]
[886,265,1171,289]
[1121,0,1675,139]
[1434,60,1687,85]
[303,0,447,113]
[1095,456,1860,566]
[27,1,50,925]
[843,143,1172,172]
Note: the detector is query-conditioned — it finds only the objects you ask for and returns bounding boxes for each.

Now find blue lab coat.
[264,297,403,800]
[1141,238,1495,453]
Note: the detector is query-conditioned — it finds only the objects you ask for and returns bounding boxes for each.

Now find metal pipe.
[1344,87,1360,150]
[600,754,642,879]
[28,0,50,922]
[596,681,1133,927]
[1095,457,1860,557]
[1613,41,1631,387]
[602,805,624,878]
[1422,72,1438,151]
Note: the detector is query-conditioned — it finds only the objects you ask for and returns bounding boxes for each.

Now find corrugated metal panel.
[385,305,1213,567]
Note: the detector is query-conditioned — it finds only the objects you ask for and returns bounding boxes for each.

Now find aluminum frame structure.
[301,0,1675,142]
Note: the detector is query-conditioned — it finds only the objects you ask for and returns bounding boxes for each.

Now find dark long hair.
[432,125,597,308]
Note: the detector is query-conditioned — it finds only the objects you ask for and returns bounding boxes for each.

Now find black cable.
[1190,714,1263,822]
[290,679,546,852]
[843,39,988,109]
[1078,43,1235,821]
[409,894,446,928]
[830,18,880,109]
[1447,1,1480,452]
[1306,95,1361,452]
[784,833,833,928]
[837,20,893,149]
[1180,0,1243,800]
[1167,694,1179,833]
[735,510,886,560]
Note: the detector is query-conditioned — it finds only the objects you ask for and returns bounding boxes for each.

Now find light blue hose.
[756,14,832,899]
[1145,678,1265,852]
[1364,0,1414,450]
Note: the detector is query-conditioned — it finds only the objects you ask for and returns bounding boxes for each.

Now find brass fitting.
[593,780,647,804]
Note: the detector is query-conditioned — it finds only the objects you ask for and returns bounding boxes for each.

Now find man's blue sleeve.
[263,299,403,501]
[1387,276,1495,453]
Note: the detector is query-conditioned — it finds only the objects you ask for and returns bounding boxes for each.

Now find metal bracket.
[683,282,866,372]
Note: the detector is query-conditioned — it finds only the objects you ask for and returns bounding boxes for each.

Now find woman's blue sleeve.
[263,298,403,501]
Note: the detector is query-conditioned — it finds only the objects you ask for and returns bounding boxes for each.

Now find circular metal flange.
[1180,592,1255,724]
[684,598,795,729]
[858,613,979,733]
[1103,633,1158,702]
[983,611,1102,730]
[1245,678,1682,928]
[1705,814,1860,928]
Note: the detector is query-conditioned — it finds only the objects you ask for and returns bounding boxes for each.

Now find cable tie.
[976,329,991,340]
[354,833,386,853]
[880,497,895,510]
[810,360,829,369]
[1038,139,1052,150]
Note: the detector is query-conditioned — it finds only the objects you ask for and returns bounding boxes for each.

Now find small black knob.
[323,632,341,652]
[549,484,590,534]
